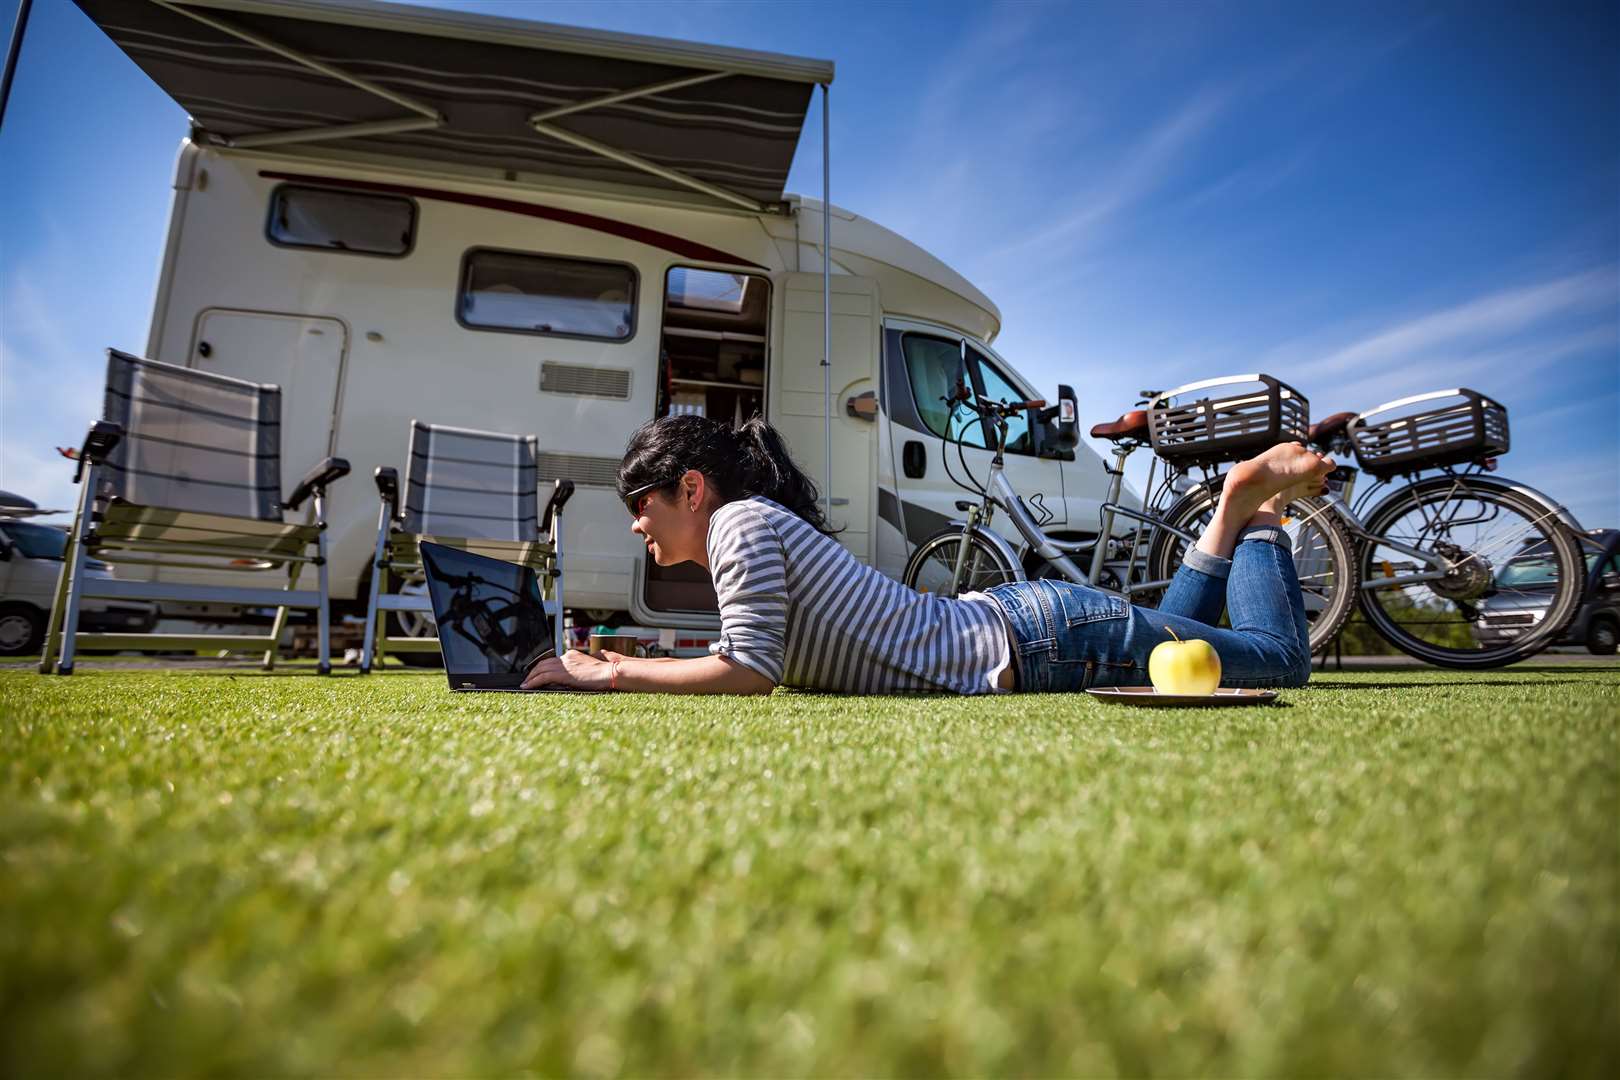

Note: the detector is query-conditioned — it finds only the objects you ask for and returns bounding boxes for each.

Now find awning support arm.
[231,115,441,149]
[153,0,443,144]
[530,116,766,213]
[529,70,731,124]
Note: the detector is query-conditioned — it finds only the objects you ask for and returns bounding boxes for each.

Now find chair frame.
[40,356,350,676]
[359,432,573,674]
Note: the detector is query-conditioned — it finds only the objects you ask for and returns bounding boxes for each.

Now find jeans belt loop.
[1032,582,1059,653]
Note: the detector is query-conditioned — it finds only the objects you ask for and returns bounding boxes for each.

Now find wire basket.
[1146,374,1310,467]
[1350,388,1509,477]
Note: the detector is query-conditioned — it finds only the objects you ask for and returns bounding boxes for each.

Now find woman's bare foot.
[1223,444,1334,520]
[1195,444,1334,560]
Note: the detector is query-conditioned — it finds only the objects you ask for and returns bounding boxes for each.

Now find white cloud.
[1292,268,1617,381]
[982,84,1235,267]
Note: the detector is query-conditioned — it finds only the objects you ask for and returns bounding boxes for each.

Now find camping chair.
[39,350,350,675]
[360,420,574,674]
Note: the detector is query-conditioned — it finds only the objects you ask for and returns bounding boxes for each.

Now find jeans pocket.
[1052,583,1129,628]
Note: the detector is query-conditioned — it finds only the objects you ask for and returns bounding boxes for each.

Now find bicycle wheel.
[1147,476,1359,652]
[902,529,1019,598]
[1356,475,1583,668]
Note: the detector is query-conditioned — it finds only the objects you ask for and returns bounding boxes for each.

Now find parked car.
[0,495,158,657]
[1476,529,1620,655]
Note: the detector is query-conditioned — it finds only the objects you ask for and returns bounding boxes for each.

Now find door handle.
[902,440,926,479]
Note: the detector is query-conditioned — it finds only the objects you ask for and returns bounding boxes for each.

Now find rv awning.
[72,0,834,211]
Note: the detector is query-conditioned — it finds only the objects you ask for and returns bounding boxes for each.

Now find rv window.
[901,334,985,448]
[667,268,749,313]
[459,250,636,341]
[267,185,415,256]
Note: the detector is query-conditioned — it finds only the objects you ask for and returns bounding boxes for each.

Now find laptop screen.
[419,542,554,675]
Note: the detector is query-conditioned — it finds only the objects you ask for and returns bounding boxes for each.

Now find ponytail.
[617,414,838,534]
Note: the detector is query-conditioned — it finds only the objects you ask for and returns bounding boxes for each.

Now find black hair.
[617,414,837,534]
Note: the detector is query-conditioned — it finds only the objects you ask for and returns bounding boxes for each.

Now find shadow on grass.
[1306,679,1595,691]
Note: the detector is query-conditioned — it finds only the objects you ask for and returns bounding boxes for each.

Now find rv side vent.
[540,362,632,399]
[537,452,622,488]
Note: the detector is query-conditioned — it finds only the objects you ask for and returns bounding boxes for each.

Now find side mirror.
[1039,384,1079,455]
[0,540,10,562]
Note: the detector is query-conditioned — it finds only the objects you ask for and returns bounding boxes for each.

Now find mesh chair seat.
[385,533,556,570]
[92,499,321,562]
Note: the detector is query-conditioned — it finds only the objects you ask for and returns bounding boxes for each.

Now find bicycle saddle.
[1090,409,1150,441]
[1308,411,1357,448]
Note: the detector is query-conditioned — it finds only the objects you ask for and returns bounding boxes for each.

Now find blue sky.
[3,0,1616,529]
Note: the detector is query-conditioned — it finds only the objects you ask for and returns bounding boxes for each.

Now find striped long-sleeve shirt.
[705,496,1012,693]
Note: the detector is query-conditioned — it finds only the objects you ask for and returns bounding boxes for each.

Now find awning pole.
[0,0,35,133]
[821,82,832,528]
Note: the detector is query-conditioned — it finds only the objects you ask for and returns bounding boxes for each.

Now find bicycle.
[901,375,1361,652]
[1145,386,1586,668]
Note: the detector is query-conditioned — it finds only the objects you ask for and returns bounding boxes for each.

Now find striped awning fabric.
[72,0,833,210]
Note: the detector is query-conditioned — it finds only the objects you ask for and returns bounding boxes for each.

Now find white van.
[70,0,1129,633]
[0,502,157,656]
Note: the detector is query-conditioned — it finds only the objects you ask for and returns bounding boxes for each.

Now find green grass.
[2,664,1616,1077]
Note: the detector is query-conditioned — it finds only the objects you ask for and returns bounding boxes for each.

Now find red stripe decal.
[259,170,768,270]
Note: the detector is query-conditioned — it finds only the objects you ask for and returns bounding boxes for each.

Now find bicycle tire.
[1355,475,1583,668]
[902,529,1019,598]
[1146,476,1360,653]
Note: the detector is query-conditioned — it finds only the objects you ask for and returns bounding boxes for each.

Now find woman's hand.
[521,648,614,690]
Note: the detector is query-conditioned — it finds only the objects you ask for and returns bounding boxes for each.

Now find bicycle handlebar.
[942,385,1044,417]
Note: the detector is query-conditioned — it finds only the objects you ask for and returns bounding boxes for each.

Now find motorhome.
[68,0,1126,636]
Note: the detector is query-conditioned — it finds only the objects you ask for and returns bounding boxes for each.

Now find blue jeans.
[985,526,1313,691]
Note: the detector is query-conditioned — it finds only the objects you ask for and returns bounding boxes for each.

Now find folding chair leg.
[359,503,390,675]
[55,529,95,677]
[41,467,98,674]
[262,560,303,671]
[314,493,332,676]
[38,530,75,675]
[373,567,391,671]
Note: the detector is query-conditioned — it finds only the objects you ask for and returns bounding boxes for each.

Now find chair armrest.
[283,456,351,511]
[541,478,576,534]
[74,421,124,484]
[373,466,400,517]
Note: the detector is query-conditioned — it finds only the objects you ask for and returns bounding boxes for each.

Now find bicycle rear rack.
[1146,373,1310,468]
[1350,388,1509,478]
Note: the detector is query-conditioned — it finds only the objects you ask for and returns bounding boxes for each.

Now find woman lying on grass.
[523,415,1335,694]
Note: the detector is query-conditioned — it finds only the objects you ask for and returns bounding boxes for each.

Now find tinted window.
[1,522,67,559]
[901,334,984,447]
[267,185,414,256]
[459,250,636,341]
[972,350,1035,455]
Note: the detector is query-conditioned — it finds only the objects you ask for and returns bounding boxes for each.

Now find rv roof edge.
[169,0,836,84]
[245,142,785,219]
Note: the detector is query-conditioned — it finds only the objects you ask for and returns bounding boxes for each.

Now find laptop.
[419,540,597,692]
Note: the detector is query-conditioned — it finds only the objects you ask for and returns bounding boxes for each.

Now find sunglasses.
[623,478,676,518]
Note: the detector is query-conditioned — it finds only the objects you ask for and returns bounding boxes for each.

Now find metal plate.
[1085,687,1280,707]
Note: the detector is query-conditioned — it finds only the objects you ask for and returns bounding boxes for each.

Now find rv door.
[188,309,347,488]
[879,323,1065,575]
[771,273,881,561]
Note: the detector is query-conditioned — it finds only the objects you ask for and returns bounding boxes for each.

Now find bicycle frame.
[940,400,1197,600]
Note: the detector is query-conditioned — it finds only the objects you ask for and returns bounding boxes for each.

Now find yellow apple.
[1148,627,1222,695]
